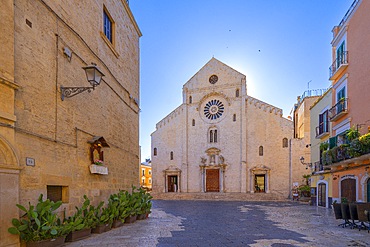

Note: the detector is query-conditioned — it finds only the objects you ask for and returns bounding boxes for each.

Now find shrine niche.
[87,136,110,175]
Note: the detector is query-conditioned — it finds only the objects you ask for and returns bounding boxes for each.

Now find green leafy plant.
[320,142,329,152]
[322,150,328,165]
[63,195,95,234]
[349,139,362,158]
[132,186,152,215]
[298,185,310,197]
[108,190,130,223]
[346,127,360,142]
[8,194,64,242]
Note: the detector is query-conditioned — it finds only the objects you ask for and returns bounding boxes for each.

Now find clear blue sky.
[130,0,354,162]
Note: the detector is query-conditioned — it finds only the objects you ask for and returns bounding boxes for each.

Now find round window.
[204,99,224,120]
[209,75,218,84]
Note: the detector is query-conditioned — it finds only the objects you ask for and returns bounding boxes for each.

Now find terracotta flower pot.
[92,224,106,234]
[26,236,65,247]
[65,228,91,242]
[112,219,124,228]
[137,213,146,220]
[124,215,137,224]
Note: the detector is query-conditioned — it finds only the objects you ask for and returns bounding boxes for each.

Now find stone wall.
[0,1,141,245]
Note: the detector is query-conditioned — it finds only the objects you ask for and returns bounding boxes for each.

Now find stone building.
[151,58,307,199]
[0,0,141,245]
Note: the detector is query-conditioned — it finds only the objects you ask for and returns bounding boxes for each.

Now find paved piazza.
[65,200,370,247]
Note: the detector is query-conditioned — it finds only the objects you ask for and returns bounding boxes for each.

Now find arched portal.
[0,135,21,245]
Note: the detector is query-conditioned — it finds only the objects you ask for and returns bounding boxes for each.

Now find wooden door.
[206,169,219,192]
[341,178,356,202]
[318,183,326,207]
[367,179,370,203]
[167,175,177,192]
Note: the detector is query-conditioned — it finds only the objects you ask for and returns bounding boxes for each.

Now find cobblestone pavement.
[65,200,370,247]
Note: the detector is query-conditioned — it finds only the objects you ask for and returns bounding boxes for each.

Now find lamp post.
[60,63,105,101]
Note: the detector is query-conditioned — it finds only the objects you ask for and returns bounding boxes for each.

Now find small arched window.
[283,138,288,148]
[170,151,174,160]
[153,148,157,156]
[209,128,218,143]
[233,114,236,122]
[189,96,192,104]
[236,89,240,97]
[192,119,195,126]
[259,146,263,156]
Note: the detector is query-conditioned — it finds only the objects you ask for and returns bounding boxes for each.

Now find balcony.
[329,51,348,80]
[321,132,370,168]
[312,161,324,173]
[329,98,348,121]
[315,122,329,139]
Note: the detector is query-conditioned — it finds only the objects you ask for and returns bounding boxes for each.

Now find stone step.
[151,192,288,201]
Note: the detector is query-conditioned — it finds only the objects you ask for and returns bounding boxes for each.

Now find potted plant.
[298,185,310,198]
[109,191,130,228]
[64,195,94,242]
[8,194,66,247]
[91,201,114,233]
[124,187,140,224]
[136,187,153,220]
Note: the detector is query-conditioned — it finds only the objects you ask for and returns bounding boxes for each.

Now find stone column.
[200,165,205,192]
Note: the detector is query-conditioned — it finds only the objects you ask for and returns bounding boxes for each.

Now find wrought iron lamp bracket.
[300,156,312,170]
[60,86,95,101]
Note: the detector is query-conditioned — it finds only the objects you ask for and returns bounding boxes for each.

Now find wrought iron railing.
[316,122,329,138]
[297,88,329,104]
[313,161,323,173]
[329,98,348,120]
[329,51,348,78]
[337,0,360,29]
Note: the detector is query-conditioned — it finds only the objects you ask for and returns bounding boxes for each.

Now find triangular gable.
[183,57,246,90]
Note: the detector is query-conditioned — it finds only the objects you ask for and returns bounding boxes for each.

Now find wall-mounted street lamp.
[300,156,312,170]
[60,63,105,101]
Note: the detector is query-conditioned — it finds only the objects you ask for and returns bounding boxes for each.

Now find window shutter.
[329,136,337,149]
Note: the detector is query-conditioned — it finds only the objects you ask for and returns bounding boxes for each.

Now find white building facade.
[151,58,306,198]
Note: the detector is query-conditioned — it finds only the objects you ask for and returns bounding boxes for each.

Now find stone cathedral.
[151,58,306,199]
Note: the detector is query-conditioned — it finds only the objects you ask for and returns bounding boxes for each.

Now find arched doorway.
[0,136,21,245]
[341,178,356,202]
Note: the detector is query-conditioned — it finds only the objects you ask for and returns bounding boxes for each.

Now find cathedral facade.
[151,58,305,198]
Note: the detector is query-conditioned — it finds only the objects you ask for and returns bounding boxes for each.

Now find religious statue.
[90,142,104,164]
[219,155,225,164]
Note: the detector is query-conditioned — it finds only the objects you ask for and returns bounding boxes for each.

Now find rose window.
[204,100,224,120]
